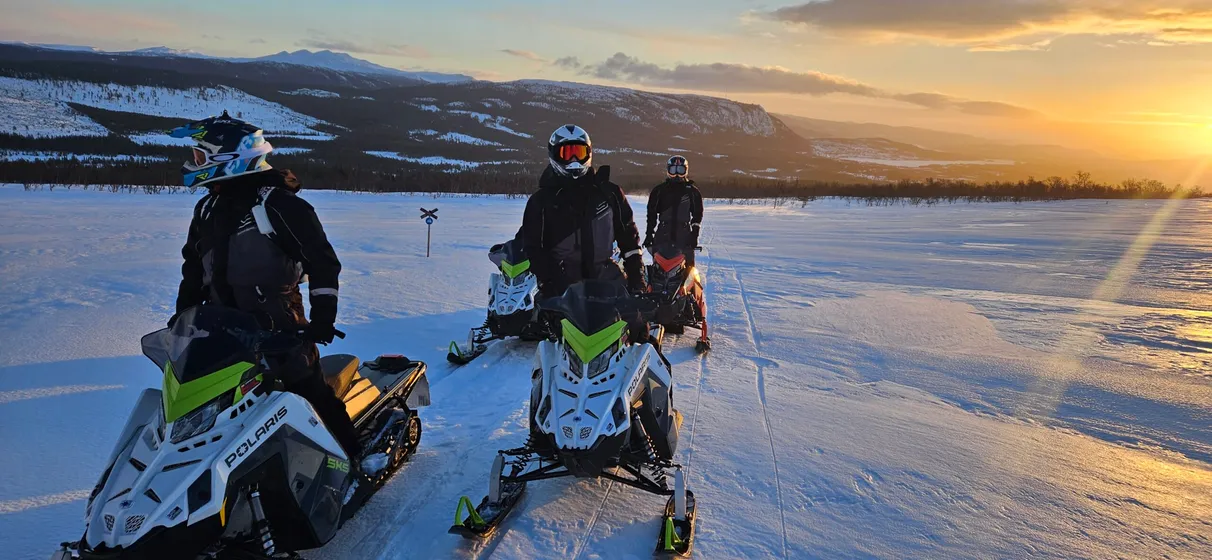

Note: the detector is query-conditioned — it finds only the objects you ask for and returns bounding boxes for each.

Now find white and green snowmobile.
[449,280,696,557]
[448,238,547,365]
[50,305,430,560]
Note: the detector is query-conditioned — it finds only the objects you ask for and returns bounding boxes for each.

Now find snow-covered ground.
[126,133,196,147]
[281,89,341,98]
[1,188,1210,559]
[409,130,503,147]
[812,139,1015,168]
[364,152,522,169]
[0,87,109,138]
[0,151,168,163]
[0,77,330,137]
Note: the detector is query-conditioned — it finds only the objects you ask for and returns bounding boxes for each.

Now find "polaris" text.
[224,406,288,467]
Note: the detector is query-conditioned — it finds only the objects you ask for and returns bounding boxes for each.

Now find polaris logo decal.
[224,406,288,467]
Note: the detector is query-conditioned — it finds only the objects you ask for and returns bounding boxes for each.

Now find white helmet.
[548,124,592,178]
[667,156,689,179]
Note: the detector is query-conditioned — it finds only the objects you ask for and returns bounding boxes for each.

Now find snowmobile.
[449,280,696,557]
[50,305,431,560]
[448,238,547,365]
[646,243,710,353]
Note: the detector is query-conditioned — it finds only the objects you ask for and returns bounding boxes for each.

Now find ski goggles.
[668,164,688,176]
[555,143,591,164]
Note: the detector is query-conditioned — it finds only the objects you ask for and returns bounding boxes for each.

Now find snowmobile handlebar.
[256,327,346,354]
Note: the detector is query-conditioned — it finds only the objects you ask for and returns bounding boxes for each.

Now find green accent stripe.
[500,259,530,279]
[561,319,626,364]
[454,496,485,528]
[162,361,253,422]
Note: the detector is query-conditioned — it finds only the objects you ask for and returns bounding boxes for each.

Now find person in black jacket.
[169,112,362,461]
[522,124,646,299]
[645,156,704,266]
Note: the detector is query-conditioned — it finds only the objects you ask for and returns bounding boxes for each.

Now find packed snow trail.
[2,188,1211,559]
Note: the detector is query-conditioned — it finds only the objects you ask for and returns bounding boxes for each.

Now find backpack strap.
[252,187,277,236]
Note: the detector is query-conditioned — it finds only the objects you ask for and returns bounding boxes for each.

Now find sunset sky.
[3,0,1211,159]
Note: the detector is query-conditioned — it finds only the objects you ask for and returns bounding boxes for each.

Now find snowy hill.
[1,188,1210,559]
[1,42,471,84]
[249,49,473,83]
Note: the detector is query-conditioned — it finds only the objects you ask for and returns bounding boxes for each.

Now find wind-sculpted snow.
[0,190,1209,559]
[0,77,329,136]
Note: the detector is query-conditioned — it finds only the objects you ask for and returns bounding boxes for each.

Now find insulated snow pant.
[275,345,364,458]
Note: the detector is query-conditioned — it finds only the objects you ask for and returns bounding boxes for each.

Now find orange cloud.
[766,0,1212,49]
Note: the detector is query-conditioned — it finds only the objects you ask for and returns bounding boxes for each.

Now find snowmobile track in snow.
[718,242,790,559]
[679,238,714,477]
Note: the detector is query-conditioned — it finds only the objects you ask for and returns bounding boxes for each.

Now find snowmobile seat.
[320,354,360,399]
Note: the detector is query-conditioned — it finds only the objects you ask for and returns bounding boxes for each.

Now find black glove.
[643,234,653,248]
[167,312,181,329]
[306,293,339,344]
[303,321,337,345]
[624,254,647,293]
[690,223,701,248]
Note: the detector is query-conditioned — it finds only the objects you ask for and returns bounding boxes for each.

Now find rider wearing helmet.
[169,111,363,461]
[645,156,704,266]
[521,125,646,299]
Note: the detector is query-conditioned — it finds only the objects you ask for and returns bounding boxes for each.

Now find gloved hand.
[302,321,337,345]
[643,233,653,248]
[624,254,647,293]
[167,312,181,329]
[307,293,339,344]
[690,223,701,248]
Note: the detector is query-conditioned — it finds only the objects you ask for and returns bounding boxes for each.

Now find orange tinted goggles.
[556,144,590,163]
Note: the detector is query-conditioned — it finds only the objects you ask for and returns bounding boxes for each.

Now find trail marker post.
[420,207,439,257]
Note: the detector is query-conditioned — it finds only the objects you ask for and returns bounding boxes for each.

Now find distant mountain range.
[0,41,1205,188]
[0,42,473,83]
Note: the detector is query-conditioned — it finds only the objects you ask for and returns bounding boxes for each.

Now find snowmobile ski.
[448,340,488,365]
[448,325,495,365]
[449,455,527,539]
[656,469,697,557]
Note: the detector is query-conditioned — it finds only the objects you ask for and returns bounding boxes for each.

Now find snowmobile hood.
[653,252,686,273]
[561,319,626,364]
[489,268,539,317]
[500,259,530,279]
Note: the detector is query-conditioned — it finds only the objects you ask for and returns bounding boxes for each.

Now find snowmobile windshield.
[141,305,262,384]
[652,244,687,274]
[495,238,530,279]
[546,280,630,336]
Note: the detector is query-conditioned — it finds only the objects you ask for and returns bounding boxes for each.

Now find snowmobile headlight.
[170,397,223,444]
[586,345,617,379]
[565,347,585,377]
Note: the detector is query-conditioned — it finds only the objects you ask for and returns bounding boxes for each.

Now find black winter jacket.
[176,170,341,331]
[521,166,643,293]
[646,178,703,248]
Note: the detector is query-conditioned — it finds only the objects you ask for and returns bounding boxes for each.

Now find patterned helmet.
[170,111,273,188]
